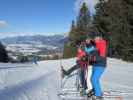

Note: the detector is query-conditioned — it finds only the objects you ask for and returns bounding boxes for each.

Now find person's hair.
[95,36,102,40]
[90,40,96,46]
[76,40,82,46]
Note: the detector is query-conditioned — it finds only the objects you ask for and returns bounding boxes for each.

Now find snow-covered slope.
[0,58,133,100]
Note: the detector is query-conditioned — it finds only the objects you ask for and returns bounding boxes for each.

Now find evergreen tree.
[63,2,92,58]
[94,0,133,61]
[93,0,110,39]
[76,2,91,41]
[69,2,92,45]
[63,43,77,58]
[69,20,77,45]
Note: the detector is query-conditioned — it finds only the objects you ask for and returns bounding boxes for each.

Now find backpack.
[95,39,107,58]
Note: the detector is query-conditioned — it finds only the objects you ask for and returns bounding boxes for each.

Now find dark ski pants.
[65,64,80,75]
[65,64,87,90]
[80,69,87,90]
[91,66,105,96]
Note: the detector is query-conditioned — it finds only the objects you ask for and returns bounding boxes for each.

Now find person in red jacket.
[90,36,107,100]
[61,41,88,91]
[77,43,88,91]
[77,45,86,61]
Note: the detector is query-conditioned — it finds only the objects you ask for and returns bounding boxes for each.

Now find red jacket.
[77,48,88,69]
[77,48,86,60]
[95,39,107,58]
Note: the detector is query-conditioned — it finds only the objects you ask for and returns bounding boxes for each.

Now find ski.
[58,88,126,100]
[59,94,123,100]
[59,96,88,100]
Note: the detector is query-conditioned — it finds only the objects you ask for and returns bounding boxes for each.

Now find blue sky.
[0,0,97,38]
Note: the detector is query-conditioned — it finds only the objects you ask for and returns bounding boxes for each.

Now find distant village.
[6,43,63,63]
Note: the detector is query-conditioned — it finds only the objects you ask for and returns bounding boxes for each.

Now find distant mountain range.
[0,35,69,56]
[0,34,68,48]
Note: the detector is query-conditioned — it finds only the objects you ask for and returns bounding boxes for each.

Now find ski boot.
[87,89,94,97]
[80,88,84,96]
[92,95,104,100]
[80,88,88,96]
[61,66,69,78]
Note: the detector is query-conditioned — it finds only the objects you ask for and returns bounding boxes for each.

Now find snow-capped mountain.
[0,34,68,61]
[1,34,67,47]
[0,34,68,54]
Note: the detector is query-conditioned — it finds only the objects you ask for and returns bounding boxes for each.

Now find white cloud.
[0,20,8,28]
[75,0,99,16]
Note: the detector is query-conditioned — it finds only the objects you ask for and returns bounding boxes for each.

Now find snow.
[0,58,133,100]
[6,43,58,54]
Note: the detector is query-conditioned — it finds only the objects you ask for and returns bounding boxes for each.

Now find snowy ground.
[0,58,133,100]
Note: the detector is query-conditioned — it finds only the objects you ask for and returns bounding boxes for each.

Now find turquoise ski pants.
[91,66,105,96]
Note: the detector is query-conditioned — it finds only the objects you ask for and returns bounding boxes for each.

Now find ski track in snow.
[0,61,61,100]
[0,58,133,100]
